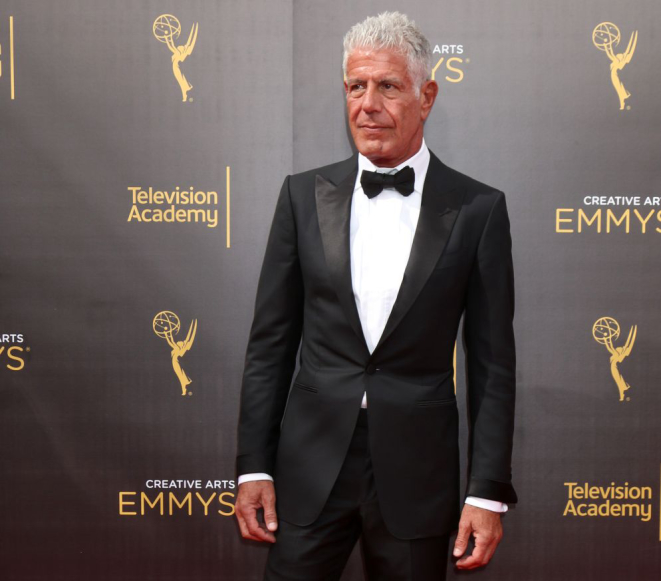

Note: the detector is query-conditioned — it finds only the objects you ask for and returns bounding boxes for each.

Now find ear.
[420,80,439,121]
[343,74,349,95]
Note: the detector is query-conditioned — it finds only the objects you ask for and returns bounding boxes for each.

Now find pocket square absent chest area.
[432,238,468,271]
[425,239,472,300]
[432,229,467,267]
[434,247,464,270]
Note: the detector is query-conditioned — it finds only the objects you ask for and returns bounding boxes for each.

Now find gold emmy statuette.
[592,22,637,110]
[153,14,198,102]
[153,311,197,396]
[592,317,637,401]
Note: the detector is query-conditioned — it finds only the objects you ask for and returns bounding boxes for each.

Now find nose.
[361,83,382,113]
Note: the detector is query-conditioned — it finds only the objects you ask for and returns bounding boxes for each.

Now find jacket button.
[365,364,376,375]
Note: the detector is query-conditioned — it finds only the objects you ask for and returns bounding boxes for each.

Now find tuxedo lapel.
[315,156,371,355]
[315,151,465,359]
[371,152,465,355]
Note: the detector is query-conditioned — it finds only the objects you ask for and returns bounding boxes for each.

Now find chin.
[364,147,398,163]
[357,139,389,156]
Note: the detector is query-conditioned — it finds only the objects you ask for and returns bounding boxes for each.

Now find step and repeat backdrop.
[1,0,660,579]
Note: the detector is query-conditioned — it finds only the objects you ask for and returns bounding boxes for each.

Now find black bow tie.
[360,166,415,199]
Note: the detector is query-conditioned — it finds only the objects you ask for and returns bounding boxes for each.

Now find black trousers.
[264,409,450,581]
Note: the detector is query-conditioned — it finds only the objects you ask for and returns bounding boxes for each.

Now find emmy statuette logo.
[153,311,197,396]
[592,22,637,110]
[592,317,637,401]
[153,14,198,102]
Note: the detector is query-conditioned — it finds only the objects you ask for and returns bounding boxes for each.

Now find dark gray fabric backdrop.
[1,1,659,579]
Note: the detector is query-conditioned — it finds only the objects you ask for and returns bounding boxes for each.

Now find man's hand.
[235,480,278,543]
[453,504,503,570]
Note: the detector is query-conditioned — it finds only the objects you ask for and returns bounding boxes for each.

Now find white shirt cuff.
[465,496,508,513]
[237,473,273,486]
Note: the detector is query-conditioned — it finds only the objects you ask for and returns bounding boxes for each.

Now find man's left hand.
[452,504,503,570]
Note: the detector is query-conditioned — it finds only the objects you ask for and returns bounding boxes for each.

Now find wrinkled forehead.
[345,46,412,80]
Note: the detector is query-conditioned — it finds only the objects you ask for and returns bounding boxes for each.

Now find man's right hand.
[235,480,278,543]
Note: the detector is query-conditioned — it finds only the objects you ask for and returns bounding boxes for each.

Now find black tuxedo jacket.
[237,151,517,539]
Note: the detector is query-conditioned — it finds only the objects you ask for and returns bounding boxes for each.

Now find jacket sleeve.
[236,175,304,477]
[463,191,518,504]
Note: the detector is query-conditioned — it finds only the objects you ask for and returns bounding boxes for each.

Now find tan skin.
[344,47,436,167]
[235,47,503,570]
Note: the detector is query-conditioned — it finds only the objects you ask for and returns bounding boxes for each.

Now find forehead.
[345,47,411,80]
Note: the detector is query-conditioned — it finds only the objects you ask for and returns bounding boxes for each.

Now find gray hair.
[342,12,433,92]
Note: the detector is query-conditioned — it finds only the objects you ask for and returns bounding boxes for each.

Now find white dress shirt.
[351,138,429,407]
[239,140,507,514]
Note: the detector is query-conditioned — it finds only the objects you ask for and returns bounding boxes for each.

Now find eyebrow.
[346,77,403,86]
[378,77,403,85]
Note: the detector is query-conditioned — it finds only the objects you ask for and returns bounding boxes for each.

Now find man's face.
[344,47,438,167]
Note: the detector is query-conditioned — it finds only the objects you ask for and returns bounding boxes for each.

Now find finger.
[456,548,498,569]
[480,530,503,565]
[262,489,278,532]
[244,506,276,543]
[481,541,498,565]
[256,520,278,541]
[236,511,264,542]
[456,534,498,569]
[456,554,481,570]
[456,542,487,570]
[452,521,472,558]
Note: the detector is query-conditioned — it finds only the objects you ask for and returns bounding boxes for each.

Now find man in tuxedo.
[235,11,517,581]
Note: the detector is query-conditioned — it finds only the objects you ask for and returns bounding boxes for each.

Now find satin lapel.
[372,153,466,355]
[315,163,370,355]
